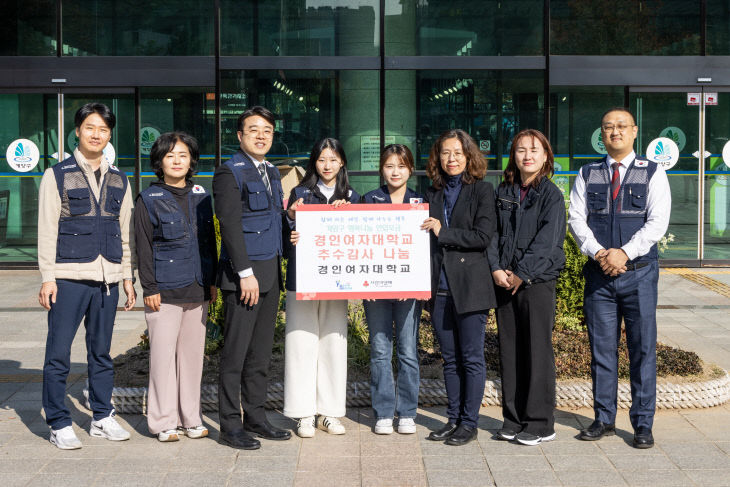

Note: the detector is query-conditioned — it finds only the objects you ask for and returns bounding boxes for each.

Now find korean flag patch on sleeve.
[192,184,206,194]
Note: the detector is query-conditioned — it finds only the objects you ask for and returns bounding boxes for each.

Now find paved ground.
[1,269,729,487]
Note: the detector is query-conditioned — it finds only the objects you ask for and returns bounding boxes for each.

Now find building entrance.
[630,87,730,264]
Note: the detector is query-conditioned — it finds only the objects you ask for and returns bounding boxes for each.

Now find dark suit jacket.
[212,155,283,294]
[426,180,497,314]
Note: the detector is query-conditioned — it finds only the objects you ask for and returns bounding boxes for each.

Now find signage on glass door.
[705,92,718,106]
[723,141,730,169]
[659,126,686,152]
[687,93,701,106]
[5,139,40,172]
[646,137,679,170]
[591,128,607,154]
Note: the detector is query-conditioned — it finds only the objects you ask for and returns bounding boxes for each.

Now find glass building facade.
[1,1,730,265]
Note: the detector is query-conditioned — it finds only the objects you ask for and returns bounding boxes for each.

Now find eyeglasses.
[242,128,274,138]
[601,123,635,133]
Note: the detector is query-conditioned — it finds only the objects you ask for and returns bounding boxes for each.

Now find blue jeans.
[363,299,422,419]
[584,261,658,430]
[431,295,487,428]
[43,279,118,429]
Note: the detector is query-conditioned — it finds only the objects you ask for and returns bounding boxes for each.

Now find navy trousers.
[43,279,118,429]
[431,295,487,428]
[583,261,658,430]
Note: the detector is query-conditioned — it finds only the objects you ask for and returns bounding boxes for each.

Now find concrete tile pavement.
[0,269,729,485]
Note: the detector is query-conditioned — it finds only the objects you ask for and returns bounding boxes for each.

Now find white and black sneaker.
[296,416,316,438]
[90,412,131,441]
[317,416,346,435]
[50,425,82,450]
[496,427,518,441]
[515,431,555,446]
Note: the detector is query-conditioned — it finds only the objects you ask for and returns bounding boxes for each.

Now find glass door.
[630,88,700,261]
[703,89,730,261]
[0,91,58,263]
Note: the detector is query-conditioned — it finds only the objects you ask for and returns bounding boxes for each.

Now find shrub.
[555,232,588,324]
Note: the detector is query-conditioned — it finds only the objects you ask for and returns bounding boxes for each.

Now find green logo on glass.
[659,126,686,152]
[140,126,160,156]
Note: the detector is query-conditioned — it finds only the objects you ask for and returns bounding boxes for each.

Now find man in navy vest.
[569,107,671,449]
[213,106,291,449]
[37,103,136,449]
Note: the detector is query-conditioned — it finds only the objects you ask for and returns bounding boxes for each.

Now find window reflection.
[0,0,56,56]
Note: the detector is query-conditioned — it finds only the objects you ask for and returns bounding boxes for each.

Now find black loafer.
[633,427,654,449]
[218,429,261,450]
[244,421,292,441]
[427,422,458,441]
[579,420,615,441]
[445,424,478,446]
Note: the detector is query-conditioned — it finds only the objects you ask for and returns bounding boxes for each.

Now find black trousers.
[496,280,556,437]
[218,286,280,432]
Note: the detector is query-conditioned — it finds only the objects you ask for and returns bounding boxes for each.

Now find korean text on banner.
[295,203,431,300]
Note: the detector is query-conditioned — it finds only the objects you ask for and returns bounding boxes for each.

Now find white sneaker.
[90,413,131,441]
[397,417,417,434]
[318,416,346,435]
[157,429,179,442]
[50,425,82,450]
[374,418,394,435]
[183,425,208,439]
[296,416,316,438]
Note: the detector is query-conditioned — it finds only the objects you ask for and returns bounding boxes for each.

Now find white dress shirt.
[238,152,271,279]
[568,150,672,261]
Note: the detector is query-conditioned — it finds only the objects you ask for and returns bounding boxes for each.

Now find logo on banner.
[140,126,160,155]
[5,139,40,172]
[591,128,607,154]
[646,137,680,170]
[659,126,686,152]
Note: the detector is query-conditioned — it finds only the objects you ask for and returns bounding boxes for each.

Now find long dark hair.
[503,129,554,188]
[300,137,351,200]
[426,129,486,189]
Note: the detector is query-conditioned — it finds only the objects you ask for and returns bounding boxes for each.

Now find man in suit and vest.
[213,105,291,449]
[569,107,671,449]
[37,102,137,449]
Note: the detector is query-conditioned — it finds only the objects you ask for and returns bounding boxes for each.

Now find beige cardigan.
[37,149,135,284]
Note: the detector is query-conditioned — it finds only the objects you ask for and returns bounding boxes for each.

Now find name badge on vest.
[410,197,423,204]
[372,195,386,202]
[192,184,206,194]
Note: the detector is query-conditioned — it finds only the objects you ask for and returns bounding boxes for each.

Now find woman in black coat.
[421,129,497,446]
[487,129,566,446]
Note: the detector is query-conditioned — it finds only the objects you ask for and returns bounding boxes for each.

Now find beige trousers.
[145,301,207,434]
[283,291,348,418]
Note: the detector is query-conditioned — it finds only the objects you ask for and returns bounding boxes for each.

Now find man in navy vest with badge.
[213,106,291,449]
[569,107,671,449]
[37,103,136,449]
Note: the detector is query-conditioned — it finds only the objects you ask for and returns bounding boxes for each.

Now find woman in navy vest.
[361,144,424,435]
[421,129,497,446]
[134,132,217,442]
[488,129,566,446]
[282,138,359,438]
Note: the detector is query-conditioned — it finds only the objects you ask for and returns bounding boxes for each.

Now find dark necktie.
[611,162,621,200]
[257,163,271,194]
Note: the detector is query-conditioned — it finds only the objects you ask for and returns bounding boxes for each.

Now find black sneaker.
[515,431,556,446]
[496,427,518,441]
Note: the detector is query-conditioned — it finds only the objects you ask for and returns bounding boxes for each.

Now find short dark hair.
[300,137,351,201]
[503,129,555,188]
[74,102,116,130]
[601,106,636,125]
[237,106,276,132]
[426,129,486,189]
[380,144,415,177]
[149,131,199,181]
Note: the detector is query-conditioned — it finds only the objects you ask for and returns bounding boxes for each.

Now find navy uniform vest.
[581,156,659,262]
[361,185,423,204]
[139,185,214,291]
[53,155,128,264]
[220,151,284,264]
